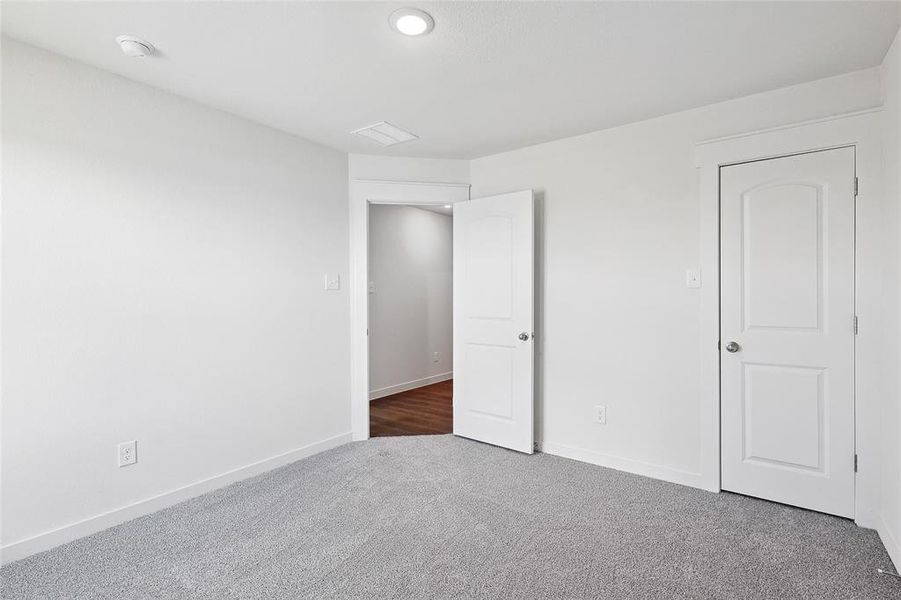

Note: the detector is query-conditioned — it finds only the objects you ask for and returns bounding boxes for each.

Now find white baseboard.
[854,505,881,531]
[877,516,901,572]
[540,441,711,491]
[369,372,453,400]
[0,432,352,565]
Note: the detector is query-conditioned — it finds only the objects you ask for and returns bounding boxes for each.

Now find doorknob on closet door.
[725,341,741,353]
[518,332,530,341]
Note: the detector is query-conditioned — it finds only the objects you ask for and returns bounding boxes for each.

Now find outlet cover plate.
[118,440,137,467]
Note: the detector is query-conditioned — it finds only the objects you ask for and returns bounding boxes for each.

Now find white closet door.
[720,147,855,517]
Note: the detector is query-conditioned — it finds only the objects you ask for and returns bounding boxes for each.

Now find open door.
[453,190,534,453]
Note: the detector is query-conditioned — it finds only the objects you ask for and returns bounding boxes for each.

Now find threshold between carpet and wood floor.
[2,435,898,599]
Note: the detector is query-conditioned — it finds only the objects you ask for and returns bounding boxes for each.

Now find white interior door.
[720,147,855,517]
[453,190,534,453]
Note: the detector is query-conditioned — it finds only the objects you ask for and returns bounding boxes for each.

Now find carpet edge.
[0,431,353,565]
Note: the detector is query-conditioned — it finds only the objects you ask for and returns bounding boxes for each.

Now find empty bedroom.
[2,2,901,598]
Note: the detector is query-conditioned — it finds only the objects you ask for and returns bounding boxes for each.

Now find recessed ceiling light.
[444,205,451,208]
[116,35,154,58]
[389,8,434,36]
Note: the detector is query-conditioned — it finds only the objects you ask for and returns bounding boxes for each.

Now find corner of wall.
[877,24,901,572]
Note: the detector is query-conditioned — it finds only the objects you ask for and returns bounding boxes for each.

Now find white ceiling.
[3,2,899,159]
[411,204,453,217]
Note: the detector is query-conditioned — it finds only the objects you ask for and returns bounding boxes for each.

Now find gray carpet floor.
[2,435,898,599]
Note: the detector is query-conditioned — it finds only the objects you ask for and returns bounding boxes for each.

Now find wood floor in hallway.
[369,379,453,437]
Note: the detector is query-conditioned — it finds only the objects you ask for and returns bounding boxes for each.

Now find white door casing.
[350,180,470,442]
[720,147,855,517]
[453,190,534,454]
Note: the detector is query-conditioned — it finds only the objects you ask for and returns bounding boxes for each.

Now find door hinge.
[853,315,859,335]
[854,177,859,197]
[854,454,859,473]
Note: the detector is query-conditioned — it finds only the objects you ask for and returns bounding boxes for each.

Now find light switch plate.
[325,274,341,291]
[685,268,701,289]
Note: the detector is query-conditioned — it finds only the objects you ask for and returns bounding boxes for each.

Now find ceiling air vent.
[351,121,418,146]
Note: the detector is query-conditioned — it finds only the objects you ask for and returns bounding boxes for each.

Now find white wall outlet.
[432,351,440,363]
[324,273,341,291]
[685,268,701,289]
[595,405,607,425]
[118,440,137,467]
[368,281,376,294]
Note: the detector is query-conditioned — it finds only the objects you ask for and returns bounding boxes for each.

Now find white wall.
[1,40,352,558]
[470,68,883,488]
[368,205,452,397]
[348,154,469,185]
[878,27,901,569]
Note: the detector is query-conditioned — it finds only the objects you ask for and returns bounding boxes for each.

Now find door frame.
[349,179,471,441]
[695,108,883,526]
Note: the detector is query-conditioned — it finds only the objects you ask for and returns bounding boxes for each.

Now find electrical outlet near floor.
[118,440,137,467]
[595,405,607,425]
[432,351,440,363]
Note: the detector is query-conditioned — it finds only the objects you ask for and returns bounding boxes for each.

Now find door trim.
[349,180,471,442]
[695,108,883,527]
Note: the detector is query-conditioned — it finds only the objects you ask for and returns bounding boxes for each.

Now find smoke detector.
[351,122,419,146]
[116,35,154,58]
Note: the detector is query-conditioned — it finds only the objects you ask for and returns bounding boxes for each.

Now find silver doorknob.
[518,332,530,341]
[725,341,741,353]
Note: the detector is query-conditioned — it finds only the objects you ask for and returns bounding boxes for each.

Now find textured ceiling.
[3,1,899,158]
